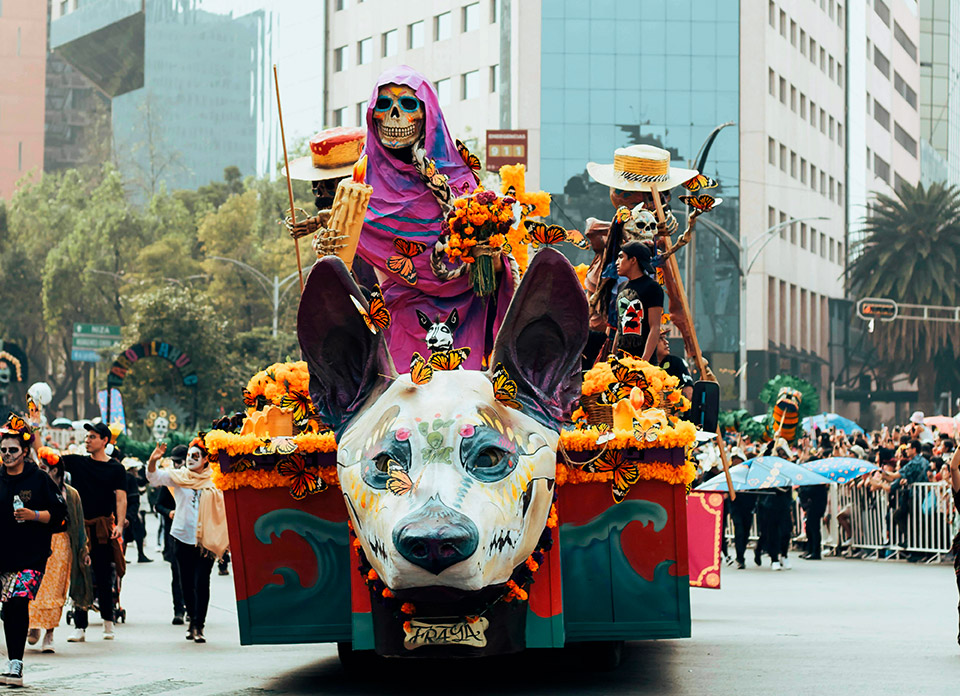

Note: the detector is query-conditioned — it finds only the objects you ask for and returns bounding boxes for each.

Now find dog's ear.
[445,308,460,332]
[416,310,432,332]
[298,258,396,436]
[488,248,589,429]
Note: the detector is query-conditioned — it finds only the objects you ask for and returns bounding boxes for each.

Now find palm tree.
[848,182,960,412]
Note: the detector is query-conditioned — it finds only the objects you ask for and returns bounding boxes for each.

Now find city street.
[12,517,960,695]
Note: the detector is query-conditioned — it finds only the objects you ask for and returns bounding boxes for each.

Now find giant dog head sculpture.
[298,249,588,592]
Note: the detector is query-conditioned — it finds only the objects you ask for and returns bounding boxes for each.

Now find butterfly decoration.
[277,454,327,500]
[231,457,255,473]
[279,390,316,425]
[350,284,392,334]
[491,362,522,410]
[242,388,261,409]
[596,422,616,446]
[421,157,450,190]
[633,419,663,444]
[4,414,27,434]
[614,207,633,225]
[599,382,633,406]
[212,412,245,434]
[456,139,482,172]
[565,228,590,250]
[585,449,639,504]
[410,352,434,385]
[525,221,567,248]
[255,437,298,457]
[386,238,428,286]
[681,174,719,192]
[386,460,423,496]
[302,412,330,433]
[429,347,471,371]
[678,194,722,213]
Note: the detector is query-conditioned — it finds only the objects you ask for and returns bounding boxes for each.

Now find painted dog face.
[416,308,459,353]
[299,249,588,593]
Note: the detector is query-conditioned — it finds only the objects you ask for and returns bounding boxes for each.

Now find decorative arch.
[106,340,198,388]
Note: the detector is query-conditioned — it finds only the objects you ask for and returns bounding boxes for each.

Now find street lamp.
[674,213,830,409]
[209,256,306,338]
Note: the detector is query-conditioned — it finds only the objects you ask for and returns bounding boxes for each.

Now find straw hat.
[587,144,698,192]
[285,127,366,182]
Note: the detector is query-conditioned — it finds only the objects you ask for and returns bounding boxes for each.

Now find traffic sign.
[856,298,898,322]
[485,130,528,172]
[73,323,121,337]
[71,323,121,361]
[71,348,101,363]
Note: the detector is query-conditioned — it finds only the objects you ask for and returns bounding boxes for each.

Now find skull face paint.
[373,84,424,149]
[151,416,170,441]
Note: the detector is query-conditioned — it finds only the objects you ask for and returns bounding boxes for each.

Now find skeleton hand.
[286,211,330,240]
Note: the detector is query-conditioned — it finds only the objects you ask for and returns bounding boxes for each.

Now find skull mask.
[151,416,169,441]
[624,205,658,243]
[373,84,424,150]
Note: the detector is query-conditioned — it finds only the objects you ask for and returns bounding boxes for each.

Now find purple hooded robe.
[357,66,515,371]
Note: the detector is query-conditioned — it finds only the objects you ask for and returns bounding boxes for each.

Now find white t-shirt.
[146,468,200,546]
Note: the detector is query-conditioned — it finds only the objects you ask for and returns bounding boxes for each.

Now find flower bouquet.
[445,186,515,296]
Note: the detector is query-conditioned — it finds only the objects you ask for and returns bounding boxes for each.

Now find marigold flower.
[401,602,417,615]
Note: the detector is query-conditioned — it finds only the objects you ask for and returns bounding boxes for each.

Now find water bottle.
[12,495,24,523]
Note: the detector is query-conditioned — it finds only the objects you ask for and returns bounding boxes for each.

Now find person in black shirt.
[61,422,127,642]
[0,416,67,687]
[613,240,663,363]
[655,321,694,400]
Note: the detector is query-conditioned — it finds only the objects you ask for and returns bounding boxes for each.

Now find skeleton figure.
[151,416,170,441]
[300,249,588,593]
[416,309,459,352]
[373,85,425,150]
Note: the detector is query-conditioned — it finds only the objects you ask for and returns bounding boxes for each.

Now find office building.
[0,0,48,199]
[919,0,960,186]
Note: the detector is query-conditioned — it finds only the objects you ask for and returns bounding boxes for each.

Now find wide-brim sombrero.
[285,156,356,182]
[587,144,698,192]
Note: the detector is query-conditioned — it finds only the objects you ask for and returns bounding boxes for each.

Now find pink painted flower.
[459,424,475,438]
[395,428,411,442]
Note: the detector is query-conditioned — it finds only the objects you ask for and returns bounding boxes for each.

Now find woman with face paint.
[146,437,228,644]
[0,415,67,687]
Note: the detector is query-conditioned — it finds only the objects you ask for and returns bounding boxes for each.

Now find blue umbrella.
[798,457,877,484]
[696,456,833,492]
[802,413,864,435]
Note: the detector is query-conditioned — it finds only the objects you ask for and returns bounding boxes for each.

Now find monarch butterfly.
[242,388,258,408]
[232,457,255,473]
[596,422,616,446]
[456,139,482,172]
[386,238,428,286]
[678,194,722,212]
[565,228,590,250]
[609,357,644,387]
[525,221,567,248]
[350,284,392,334]
[5,414,27,433]
[277,454,326,500]
[255,437,298,456]
[429,347,471,371]
[585,449,639,504]
[681,174,719,192]
[491,362,522,410]
[386,461,415,496]
[599,382,633,406]
[410,352,434,385]
[632,419,662,444]
[279,390,315,424]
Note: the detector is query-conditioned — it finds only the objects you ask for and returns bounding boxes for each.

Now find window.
[790,85,797,111]
[779,77,786,104]
[820,171,826,195]
[837,61,843,88]
[769,69,776,96]
[490,0,499,23]
[829,0,835,19]
[357,37,373,65]
[810,164,817,190]
[838,241,844,263]
[779,10,786,36]
[874,153,890,182]
[779,211,787,239]
[866,147,872,169]
[790,20,797,46]
[800,94,807,118]
[769,0,776,28]
[873,99,890,130]
[334,45,348,72]
[820,232,827,258]
[462,2,480,32]
[800,158,807,183]
[333,106,348,127]
[790,221,797,245]
[894,122,918,157]
[801,223,808,249]
[829,55,834,80]
[820,107,826,134]
[800,29,806,55]
[809,37,816,64]
[829,176,835,201]
[408,20,424,49]
[894,21,917,61]
[830,239,835,263]
[820,47,826,72]
[874,0,890,25]
[810,100,816,127]
[790,150,797,178]
[461,70,480,99]
[768,206,776,229]
[435,77,451,105]
[838,3,844,28]
[356,101,367,126]
[895,173,907,194]
[489,64,499,93]
[829,116,835,140]
[780,144,787,172]
[768,137,776,165]
[894,72,917,109]
[334,0,346,10]
[838,182,843,204]
[382,29,398,57]
[874,47,890,78]
[435,11,452,40]
[838,123,844,146]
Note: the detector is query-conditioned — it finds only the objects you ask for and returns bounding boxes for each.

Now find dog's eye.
[464,446,516,482]
[476,448,504,469]
[374,454,392,473]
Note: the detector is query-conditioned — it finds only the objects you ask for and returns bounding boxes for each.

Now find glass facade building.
[539,0,740,360]
[920,0,960,186]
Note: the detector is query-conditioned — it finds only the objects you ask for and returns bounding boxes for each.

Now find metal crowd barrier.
[724,481,956,563]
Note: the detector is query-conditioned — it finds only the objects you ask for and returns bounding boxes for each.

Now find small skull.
[151,416,169,441]
[631,205,659,242]
[373,84,424,150]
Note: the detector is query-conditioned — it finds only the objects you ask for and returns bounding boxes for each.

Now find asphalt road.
[10,517,960,695]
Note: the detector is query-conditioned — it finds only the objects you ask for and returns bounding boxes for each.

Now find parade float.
[203,66,724,666]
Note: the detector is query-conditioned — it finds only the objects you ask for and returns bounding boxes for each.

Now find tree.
[847,182,960,412]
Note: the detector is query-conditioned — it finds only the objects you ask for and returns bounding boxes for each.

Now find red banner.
[687,492,723,589]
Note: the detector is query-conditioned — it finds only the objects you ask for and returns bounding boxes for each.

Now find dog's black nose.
[393,496,478,575]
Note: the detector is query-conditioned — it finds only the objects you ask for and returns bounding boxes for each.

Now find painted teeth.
[381,125,416,137]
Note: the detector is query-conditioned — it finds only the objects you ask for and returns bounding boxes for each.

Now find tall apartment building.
[0,0,48,199]
[919,0,960,186]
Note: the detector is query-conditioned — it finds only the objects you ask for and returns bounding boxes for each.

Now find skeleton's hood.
[357,66,478,295]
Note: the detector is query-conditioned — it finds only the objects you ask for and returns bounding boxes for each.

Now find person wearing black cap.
[155,445,187,625]
[613,240,664,363]
[61,422,127,642]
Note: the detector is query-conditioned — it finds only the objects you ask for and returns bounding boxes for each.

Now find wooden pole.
[274,64,304,293]
[648,183,735,498]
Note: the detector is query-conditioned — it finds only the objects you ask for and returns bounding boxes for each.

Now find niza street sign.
[856,298,898,322]
[71,323,121,361]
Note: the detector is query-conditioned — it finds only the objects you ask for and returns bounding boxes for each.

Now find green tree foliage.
[847,182,960,410]
[758,374,820,419]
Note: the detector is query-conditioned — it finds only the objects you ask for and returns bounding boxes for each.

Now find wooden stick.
[648,183,735,498]
[274,64,304,293]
